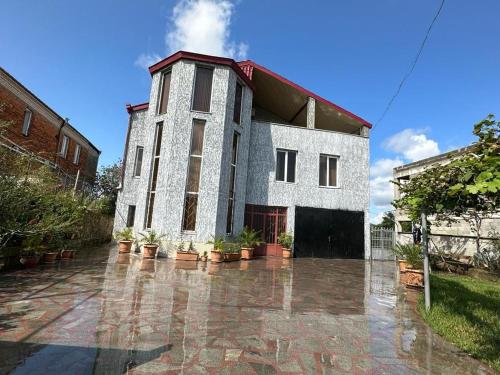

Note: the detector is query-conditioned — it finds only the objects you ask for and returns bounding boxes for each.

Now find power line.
[372,0,446,130]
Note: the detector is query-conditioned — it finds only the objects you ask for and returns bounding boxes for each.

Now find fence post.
[421,210,431,311]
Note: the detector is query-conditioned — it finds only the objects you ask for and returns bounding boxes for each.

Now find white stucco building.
[114,51,371,259]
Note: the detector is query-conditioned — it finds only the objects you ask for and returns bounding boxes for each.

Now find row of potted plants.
[114,226,295,263]
[18,234,78,268]
[392,243,424,287]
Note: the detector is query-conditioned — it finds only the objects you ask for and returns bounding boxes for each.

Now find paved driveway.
[0,245,495,374]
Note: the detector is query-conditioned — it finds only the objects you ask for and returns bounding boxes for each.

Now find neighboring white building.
[114,51,371,259]
[393,147,499,257]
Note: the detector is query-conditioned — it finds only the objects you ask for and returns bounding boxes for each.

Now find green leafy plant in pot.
[20,234,43,268]
[139,230,165,259]
[238,227,261,260]
[392,243,424,287]
[278,232,293,258]
[176,240,199,261]
[114,227,135,254]
[208,236,225,263]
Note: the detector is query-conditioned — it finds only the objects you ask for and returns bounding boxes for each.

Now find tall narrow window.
[73,144,81,165]
[276,149,297,183]
[158,71,171,114]
[145,123,163,228]
[59,135,69,158]
[127,205,136,227]
[226,132,239,234]
[192,66,213,112]
[233,82,243,124]
[133,146,144,177]
[182,119,205,231]
[319,154,338,187]
[22,109,32,136]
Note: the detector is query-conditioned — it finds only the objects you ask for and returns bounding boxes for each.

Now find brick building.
[0,67,100,186]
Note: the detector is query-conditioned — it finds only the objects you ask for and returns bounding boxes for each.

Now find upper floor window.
[319,154,338,187]
[21,109,32,136]
[133,146,144,177]
[127,205,136,227]
[233,82,243,124]
[192,66,213,112]
[158,70,171,114]
[59,135,69,158]
[73,144,81,165]
[276,149,296,183]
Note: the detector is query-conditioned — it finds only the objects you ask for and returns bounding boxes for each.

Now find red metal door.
[244,205,287,256]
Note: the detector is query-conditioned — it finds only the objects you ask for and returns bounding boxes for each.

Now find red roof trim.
[148,51,255,91]
[126,102,149,114]
[238,60,372,128]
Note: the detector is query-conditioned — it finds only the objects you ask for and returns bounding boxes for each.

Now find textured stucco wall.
[246,121,371,257]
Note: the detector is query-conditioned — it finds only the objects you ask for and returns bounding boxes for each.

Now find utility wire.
[372,0,446,130]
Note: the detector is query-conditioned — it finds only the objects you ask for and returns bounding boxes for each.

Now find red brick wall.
[0,85,94,179]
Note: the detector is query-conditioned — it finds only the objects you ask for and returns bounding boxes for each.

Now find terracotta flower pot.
[21,256,38,268]
[398,260,408,272]
[60,249,76,260]
[176,251,198,261]
[143,244,158,259]
[241,247,253,260]
[282,248,292,258]
[400,269,424,287]
[118,240,133,253]
[41,252,58,264]
[211,251,224,263]
[224,252,241,262]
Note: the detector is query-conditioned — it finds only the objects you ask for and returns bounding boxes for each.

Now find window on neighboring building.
[145,123,163,229]
[182,119,206,231]
[226,132,239,234]
[73,144,81,165]
[233,82,243,124]
[319,154,338,187]
[127,205,136,227]
[133,146,144,177]
[191,66,213,112]
[276,149,297,183]
[21,109,32,136]
[399,221,412,233]
[59,135,69,158]
[158,70,171,114]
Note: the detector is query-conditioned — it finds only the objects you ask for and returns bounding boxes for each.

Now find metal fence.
[370,227,395,260]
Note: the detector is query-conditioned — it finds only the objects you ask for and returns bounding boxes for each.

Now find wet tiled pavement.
[0,244,496,375]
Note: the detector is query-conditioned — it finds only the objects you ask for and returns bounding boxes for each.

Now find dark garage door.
[294,207,364,259]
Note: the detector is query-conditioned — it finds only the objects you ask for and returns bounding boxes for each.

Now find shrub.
[277,232,293,249]
[473,236,500,274]
[114,227,134,241]
[238,227,262,248]
[392,243,423,269]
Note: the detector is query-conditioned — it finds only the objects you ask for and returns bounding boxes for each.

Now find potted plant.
[392,243,409,271]
[278,232,293,258]
[139,230,165,259]
[114,227,135,254]
[59,234,76,260]
[223,242,241,262]
[176,240,199,261]
[209,236,225,263]
[394,243,424,287]
[238,227,261,260]
[20,235,42,268]
[41,234,59,264]
[200,251,208,262]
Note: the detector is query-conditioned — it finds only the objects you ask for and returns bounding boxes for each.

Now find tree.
[393,115,500,253]
[374,211,395,229]
[91,160,121,214]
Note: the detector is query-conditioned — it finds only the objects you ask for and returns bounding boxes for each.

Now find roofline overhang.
[126,102,150,114]
[148,51,255,91]
[238,60,372,128]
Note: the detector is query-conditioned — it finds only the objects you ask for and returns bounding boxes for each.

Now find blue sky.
[1,0,499,222]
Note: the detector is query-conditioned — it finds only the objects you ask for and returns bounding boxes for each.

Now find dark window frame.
[233,81,243,124]
[145,123,163,229]
[133,146,144,177]
[191,65,214,113]
[226,131,239,234]
[126,205,136,227]
[157,70,172,114]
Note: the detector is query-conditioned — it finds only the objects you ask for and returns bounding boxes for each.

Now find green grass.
[418,273,500,372]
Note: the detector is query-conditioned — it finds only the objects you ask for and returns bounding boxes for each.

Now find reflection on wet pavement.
[0,244,495,374]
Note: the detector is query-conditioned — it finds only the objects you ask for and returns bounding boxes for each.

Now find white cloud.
[384,128,440,162]
[370,158,402,210]
[135,0,248,69]
[166,0,248,60]
[371,211,386,225]
[134,53,162,69]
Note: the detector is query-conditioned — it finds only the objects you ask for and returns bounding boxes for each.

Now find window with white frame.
[319,154,338,187]
[59,135,69,158]
[133,146,144,177]
[21,109,32,136]
[73,144,81,165]
[276,149,296,183]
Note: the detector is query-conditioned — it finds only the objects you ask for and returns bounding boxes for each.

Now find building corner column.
[306,97,315,129]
